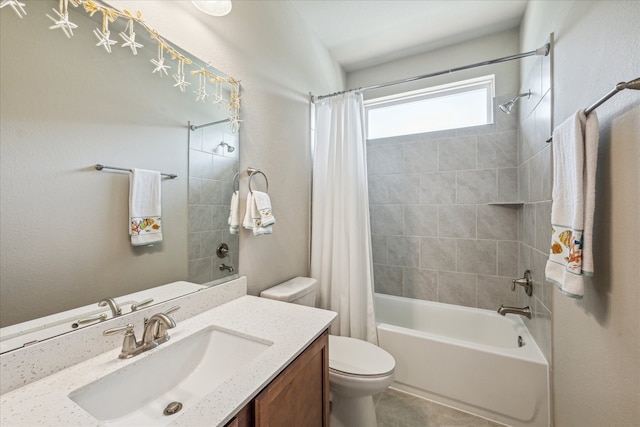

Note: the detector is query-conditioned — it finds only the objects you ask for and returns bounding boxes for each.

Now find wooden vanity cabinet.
[224,330,329,427]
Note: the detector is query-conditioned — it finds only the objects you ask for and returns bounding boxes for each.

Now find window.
[365,75,495,139]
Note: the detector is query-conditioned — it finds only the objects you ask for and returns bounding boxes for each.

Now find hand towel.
[129,168,162,246]
[545,110,599,298]
[252,190,276,227]
[242,192,254,230]
[228,190,240,234]
[250,192,272,236]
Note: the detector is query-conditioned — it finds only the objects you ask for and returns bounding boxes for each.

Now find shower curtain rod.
[311,44,550,103]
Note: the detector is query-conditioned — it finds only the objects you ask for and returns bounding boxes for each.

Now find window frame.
[364,75,495,139]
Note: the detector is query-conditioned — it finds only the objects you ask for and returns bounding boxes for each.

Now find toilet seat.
[328,335,395,377]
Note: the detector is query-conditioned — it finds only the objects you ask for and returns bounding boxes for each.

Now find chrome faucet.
[497,304,532,319]
[98,297,122,317]
[103,306,179,359]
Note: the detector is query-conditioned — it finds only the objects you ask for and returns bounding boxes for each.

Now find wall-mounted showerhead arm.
[218,141,235,152]
[498,90,531,114]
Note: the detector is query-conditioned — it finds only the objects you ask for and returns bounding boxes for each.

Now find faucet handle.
[104,324,140,359]
[511,270,533,296]
[130,298,154,311]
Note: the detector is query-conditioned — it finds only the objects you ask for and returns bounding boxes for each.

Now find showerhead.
[218,142,235,152]
[499,90,531,114]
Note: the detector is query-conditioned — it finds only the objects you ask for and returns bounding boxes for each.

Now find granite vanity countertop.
[0,296,337,426]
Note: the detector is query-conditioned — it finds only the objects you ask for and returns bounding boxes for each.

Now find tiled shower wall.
[517,44,553,365]
[369,100,522,310]
[188,123,239,284]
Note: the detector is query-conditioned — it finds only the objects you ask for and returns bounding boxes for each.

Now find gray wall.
[368,103,521,308]
[521,1,640,425]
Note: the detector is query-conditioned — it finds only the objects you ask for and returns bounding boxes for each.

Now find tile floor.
[374,388,505,427]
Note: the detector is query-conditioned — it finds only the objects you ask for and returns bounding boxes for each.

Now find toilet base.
[330,394,377,427]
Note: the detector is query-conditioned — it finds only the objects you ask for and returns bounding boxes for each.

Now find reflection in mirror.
[0,0,240,352]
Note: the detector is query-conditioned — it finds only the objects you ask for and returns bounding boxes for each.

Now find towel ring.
[248,169,268,193]
[232,172,240,192]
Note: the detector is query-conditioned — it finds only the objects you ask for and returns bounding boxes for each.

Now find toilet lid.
[328,335,395,377]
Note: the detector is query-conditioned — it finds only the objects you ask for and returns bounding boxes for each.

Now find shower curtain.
[310,92,377,344]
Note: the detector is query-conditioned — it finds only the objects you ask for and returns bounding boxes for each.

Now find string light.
[2,0,241,131]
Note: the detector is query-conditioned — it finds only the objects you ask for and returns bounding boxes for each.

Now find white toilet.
[260,277,395,427]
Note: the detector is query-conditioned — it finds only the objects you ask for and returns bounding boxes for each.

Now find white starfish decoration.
[46,8,78,38]
[120,30,142,55]
[194,72,209,102]
[120,19,143,55]
[173,61,190,93]
[151,57,170,76]
[94,28,117,53]
[0,0,27,18]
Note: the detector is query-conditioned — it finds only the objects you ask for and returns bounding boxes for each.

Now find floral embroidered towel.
[545,110,599,298]
[129,168,162,246]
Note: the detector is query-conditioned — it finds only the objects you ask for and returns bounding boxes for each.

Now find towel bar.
[95,164,177,179]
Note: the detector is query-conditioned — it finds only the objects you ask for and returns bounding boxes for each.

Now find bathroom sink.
[69,326,272,426]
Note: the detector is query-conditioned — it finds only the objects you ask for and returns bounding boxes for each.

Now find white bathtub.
[375,293,549,427]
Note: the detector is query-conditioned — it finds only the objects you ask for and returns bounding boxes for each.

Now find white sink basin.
[69,326,272,426]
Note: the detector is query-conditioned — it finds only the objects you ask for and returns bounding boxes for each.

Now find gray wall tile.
[420,172,456,204]
[438,205,476,238]
[498,168,519,202]
[420,237,457,271]
[387,174,420,204]
[477,275,518,309]
[478,205,518,240]
[368,144,405,175]
[498,241,519,277]
[373,264,403,296]
[457,169,497,204]
[403,268,437,301]
[371,205,404,236]
[438,136,477,171]
[477,131,518,168]
[404,205,437,236]
[456,239,497,275]
[437,271,476,307]
[535,201,552,253]
[371,235,388,264]
[404,140,438,173]
[388,236,420,267]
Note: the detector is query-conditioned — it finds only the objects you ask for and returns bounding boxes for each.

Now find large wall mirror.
[0,0,239,352]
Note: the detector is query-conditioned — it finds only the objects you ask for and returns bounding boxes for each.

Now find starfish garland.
[119,18,142,55]
[193,69,209,102]
[94,10,117,53]
[46,0,78,38]
[150,43,171,76]
[173,59,190,93]
[0,0,26,18]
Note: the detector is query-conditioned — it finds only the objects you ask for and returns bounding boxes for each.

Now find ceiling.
[289,0,529,72]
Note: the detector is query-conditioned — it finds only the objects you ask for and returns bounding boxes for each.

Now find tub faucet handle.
[511,270,533,296]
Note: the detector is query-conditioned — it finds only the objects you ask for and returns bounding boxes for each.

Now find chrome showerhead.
[499,90,531,114]
[218,142,235,152]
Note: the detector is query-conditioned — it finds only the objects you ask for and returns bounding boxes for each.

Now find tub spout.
[497,304,532,319]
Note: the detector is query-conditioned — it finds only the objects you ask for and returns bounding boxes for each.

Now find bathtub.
[375,293,549,427]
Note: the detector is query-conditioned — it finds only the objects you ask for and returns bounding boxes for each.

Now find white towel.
[250,192,272,235]
[545,110,599,298]
[228,190,240,234]
[241,192,272,235]
[252,190,276,227]
[129,168,163,246]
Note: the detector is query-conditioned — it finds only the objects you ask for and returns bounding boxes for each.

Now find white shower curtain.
[310,92,377,344]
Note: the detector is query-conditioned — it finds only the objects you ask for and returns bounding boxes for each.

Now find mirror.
[0,0,239,351]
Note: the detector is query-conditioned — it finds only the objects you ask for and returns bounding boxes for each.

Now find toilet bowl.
[260,277,396,427]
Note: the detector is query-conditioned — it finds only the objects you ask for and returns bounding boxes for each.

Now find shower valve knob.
[511,270,533,296]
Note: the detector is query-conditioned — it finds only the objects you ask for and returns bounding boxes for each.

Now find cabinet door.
[254,330,329,427]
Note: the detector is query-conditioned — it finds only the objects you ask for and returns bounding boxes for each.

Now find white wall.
[96,1,346,295]
[347,28,521,99]
[521,1,640,425]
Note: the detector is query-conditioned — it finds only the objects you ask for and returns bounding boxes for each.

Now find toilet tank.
[260,277,318,307]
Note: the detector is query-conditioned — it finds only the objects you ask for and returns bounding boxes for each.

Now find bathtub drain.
[518,336,524,347]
